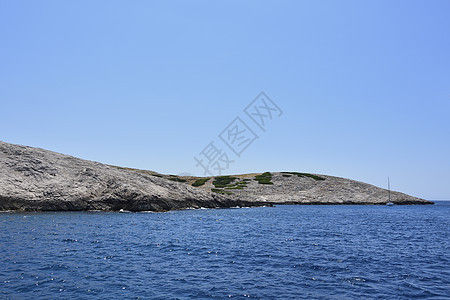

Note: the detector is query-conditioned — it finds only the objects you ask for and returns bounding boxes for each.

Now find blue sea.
[1,202,449,299]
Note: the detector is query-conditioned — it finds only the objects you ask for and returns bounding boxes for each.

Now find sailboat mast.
[388,177,391,202]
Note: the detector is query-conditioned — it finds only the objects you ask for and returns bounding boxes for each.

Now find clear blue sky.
[1,1,449,200]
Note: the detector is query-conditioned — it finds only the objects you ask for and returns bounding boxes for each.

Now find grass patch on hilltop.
[167,176,187,183]
[281,172,325,181]
[213,176,238,188]
[192,178,210,187]
[254,172,274,184]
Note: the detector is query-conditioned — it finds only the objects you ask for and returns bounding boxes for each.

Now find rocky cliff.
[0,141,432,211]
[0,141,262,211]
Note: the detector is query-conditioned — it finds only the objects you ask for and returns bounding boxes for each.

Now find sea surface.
[1,202,449,299]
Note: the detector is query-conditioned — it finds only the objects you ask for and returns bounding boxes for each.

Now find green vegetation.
[281,172,325,181]
[213,176,238,188]
[192,178,210,187]
[254,172,274,184]
[211,188,233,195]
[211,176,250,193]
[282,174,292,178]
[167,176,187,183]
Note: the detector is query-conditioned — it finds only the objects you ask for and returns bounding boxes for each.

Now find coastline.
[0,141,433,212]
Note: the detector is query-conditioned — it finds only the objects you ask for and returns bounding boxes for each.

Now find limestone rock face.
[0,141,432,211]
[0,141,253,211]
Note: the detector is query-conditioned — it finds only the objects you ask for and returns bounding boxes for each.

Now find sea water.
[1,202,449,299]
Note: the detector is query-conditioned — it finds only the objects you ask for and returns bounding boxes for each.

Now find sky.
[1,1,449,200]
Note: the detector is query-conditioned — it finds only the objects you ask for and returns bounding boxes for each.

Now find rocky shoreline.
[0,141,433,211]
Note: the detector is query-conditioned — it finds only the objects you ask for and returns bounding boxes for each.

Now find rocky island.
[0,141,433,211]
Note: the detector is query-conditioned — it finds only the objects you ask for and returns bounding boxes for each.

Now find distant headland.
[0,141,433,212]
